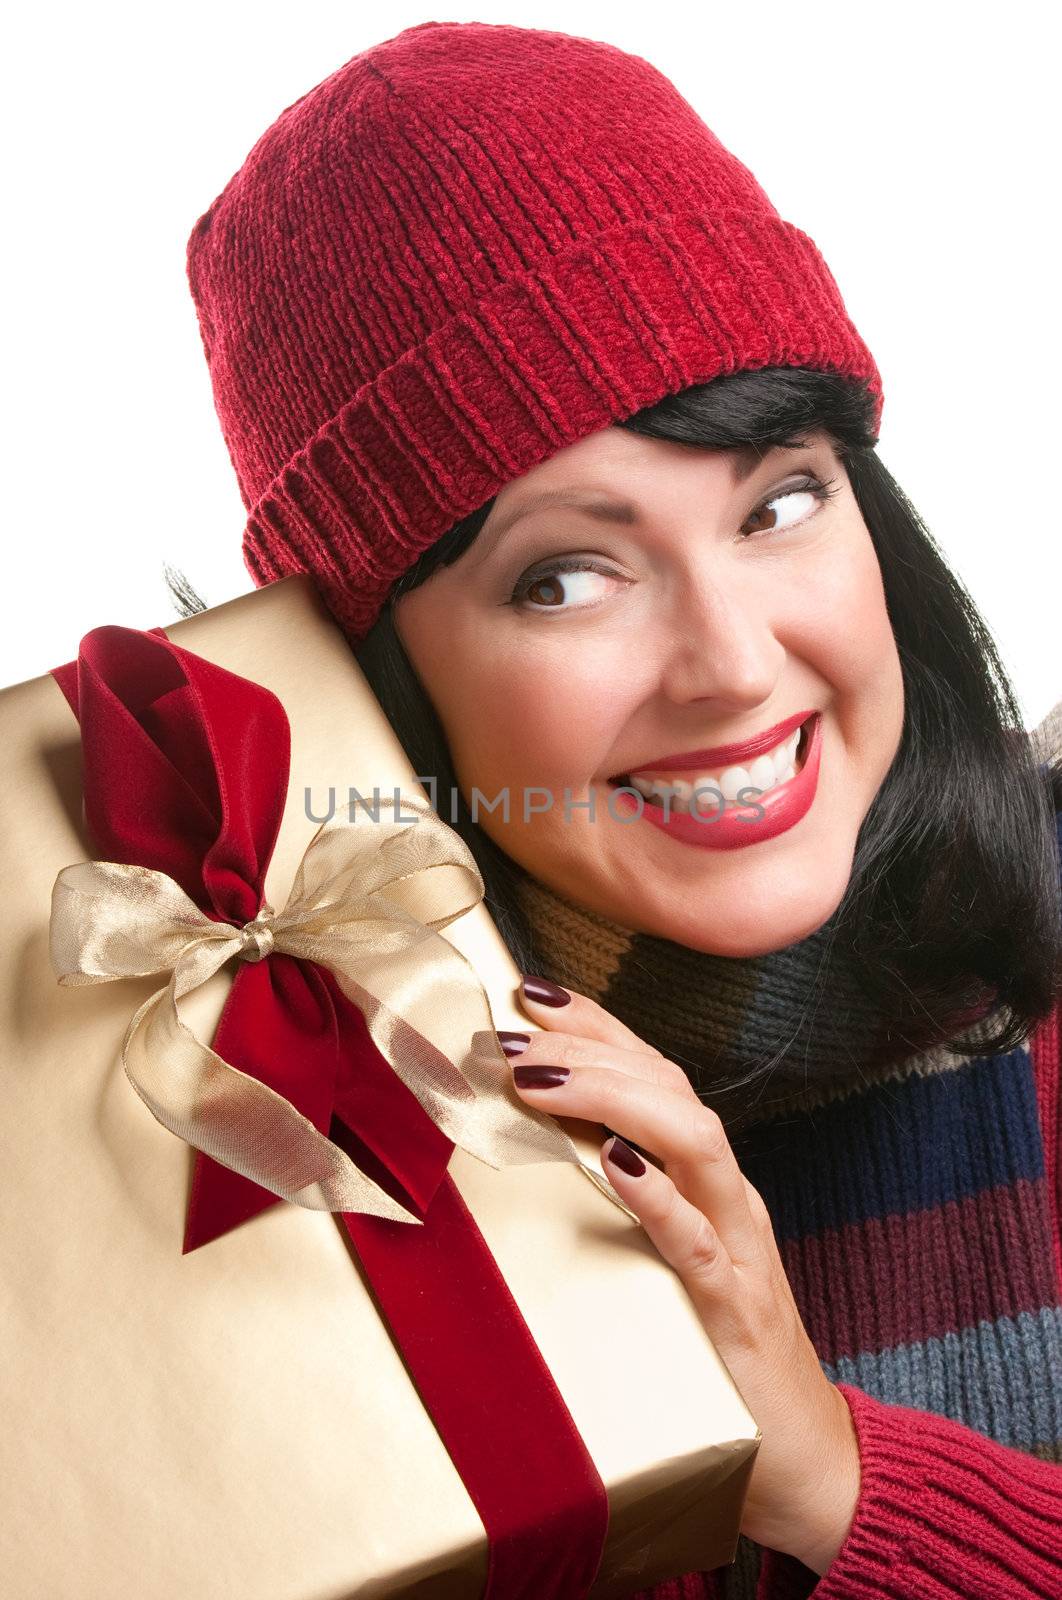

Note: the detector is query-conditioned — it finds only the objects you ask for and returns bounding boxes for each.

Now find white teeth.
[624,724,807,811]
[773,733,800,778]
[748,754,777,791]
[718,765,751,803]
[631,776,666,800]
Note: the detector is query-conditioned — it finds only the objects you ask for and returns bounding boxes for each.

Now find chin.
[677,914,837,959]
[634,861,852,958]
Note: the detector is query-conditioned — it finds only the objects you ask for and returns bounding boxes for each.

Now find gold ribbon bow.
[49,790,636,1225]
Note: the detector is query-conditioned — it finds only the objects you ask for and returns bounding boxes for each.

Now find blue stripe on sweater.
[822,1304,1062,1452]
[739,1045,1045,1239]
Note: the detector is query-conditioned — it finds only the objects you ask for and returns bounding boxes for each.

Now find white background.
[5,2,1059,725]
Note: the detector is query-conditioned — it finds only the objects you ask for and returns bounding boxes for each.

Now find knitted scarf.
[511,868,945,1138]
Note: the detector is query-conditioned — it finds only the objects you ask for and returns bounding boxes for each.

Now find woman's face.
[393,422,905,956]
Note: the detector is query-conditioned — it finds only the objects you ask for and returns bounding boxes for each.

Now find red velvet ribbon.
[51,624,609,1598]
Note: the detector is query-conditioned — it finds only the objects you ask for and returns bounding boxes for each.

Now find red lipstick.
[616,709,814,778]
[608,711,824,851]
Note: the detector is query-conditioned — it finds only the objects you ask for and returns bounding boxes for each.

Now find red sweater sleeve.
[753,1381,1062,1598]
[754,1000,1062,1599]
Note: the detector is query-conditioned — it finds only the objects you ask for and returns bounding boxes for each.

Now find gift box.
[0,573,760,1599]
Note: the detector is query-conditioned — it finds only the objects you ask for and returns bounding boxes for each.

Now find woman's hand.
[502,974,862,1577]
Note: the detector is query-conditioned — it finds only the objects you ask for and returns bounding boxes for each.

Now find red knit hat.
[186,19,883,647]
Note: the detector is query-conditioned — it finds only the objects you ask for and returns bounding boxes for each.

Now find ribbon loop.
[50,788,639,1225]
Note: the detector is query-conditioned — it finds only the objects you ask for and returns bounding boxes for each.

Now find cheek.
[800,530,898,684]
[398,590,628,792]
[454,642,626,788]
[799,532,904,765]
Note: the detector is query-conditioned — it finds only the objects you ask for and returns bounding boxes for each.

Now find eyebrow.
[475,440,816,561]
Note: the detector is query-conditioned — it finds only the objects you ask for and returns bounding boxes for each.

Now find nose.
[657,569,786,712]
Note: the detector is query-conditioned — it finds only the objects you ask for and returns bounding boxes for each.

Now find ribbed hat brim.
[243,208,882,647]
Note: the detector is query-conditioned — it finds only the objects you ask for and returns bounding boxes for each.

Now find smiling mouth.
[604,720,812,806]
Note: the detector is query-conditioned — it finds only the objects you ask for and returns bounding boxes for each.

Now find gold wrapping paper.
[0,574,760,1599]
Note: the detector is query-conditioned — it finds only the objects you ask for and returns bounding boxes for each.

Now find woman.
[184,20,1062,1596]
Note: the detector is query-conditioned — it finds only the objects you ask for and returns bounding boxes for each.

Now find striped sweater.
[513,706,1062,1599]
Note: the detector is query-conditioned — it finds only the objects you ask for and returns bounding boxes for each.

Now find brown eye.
[508,558,619,611]
[522,575,564,607]
[740,475,840,540]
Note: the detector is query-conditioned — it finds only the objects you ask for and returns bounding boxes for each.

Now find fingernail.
[605,1136,646,1177]
[496,1031,531,1057]
[521,974,571,1007]
[513,1064,571,1089]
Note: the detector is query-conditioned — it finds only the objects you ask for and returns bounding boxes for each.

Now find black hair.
[349,367,1062,1074]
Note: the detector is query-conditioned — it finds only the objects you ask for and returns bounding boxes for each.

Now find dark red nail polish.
[497,1031,531,1057]
[606,1136,646,1177]
[521,974,571,1006]
[513,1064,571,1089]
